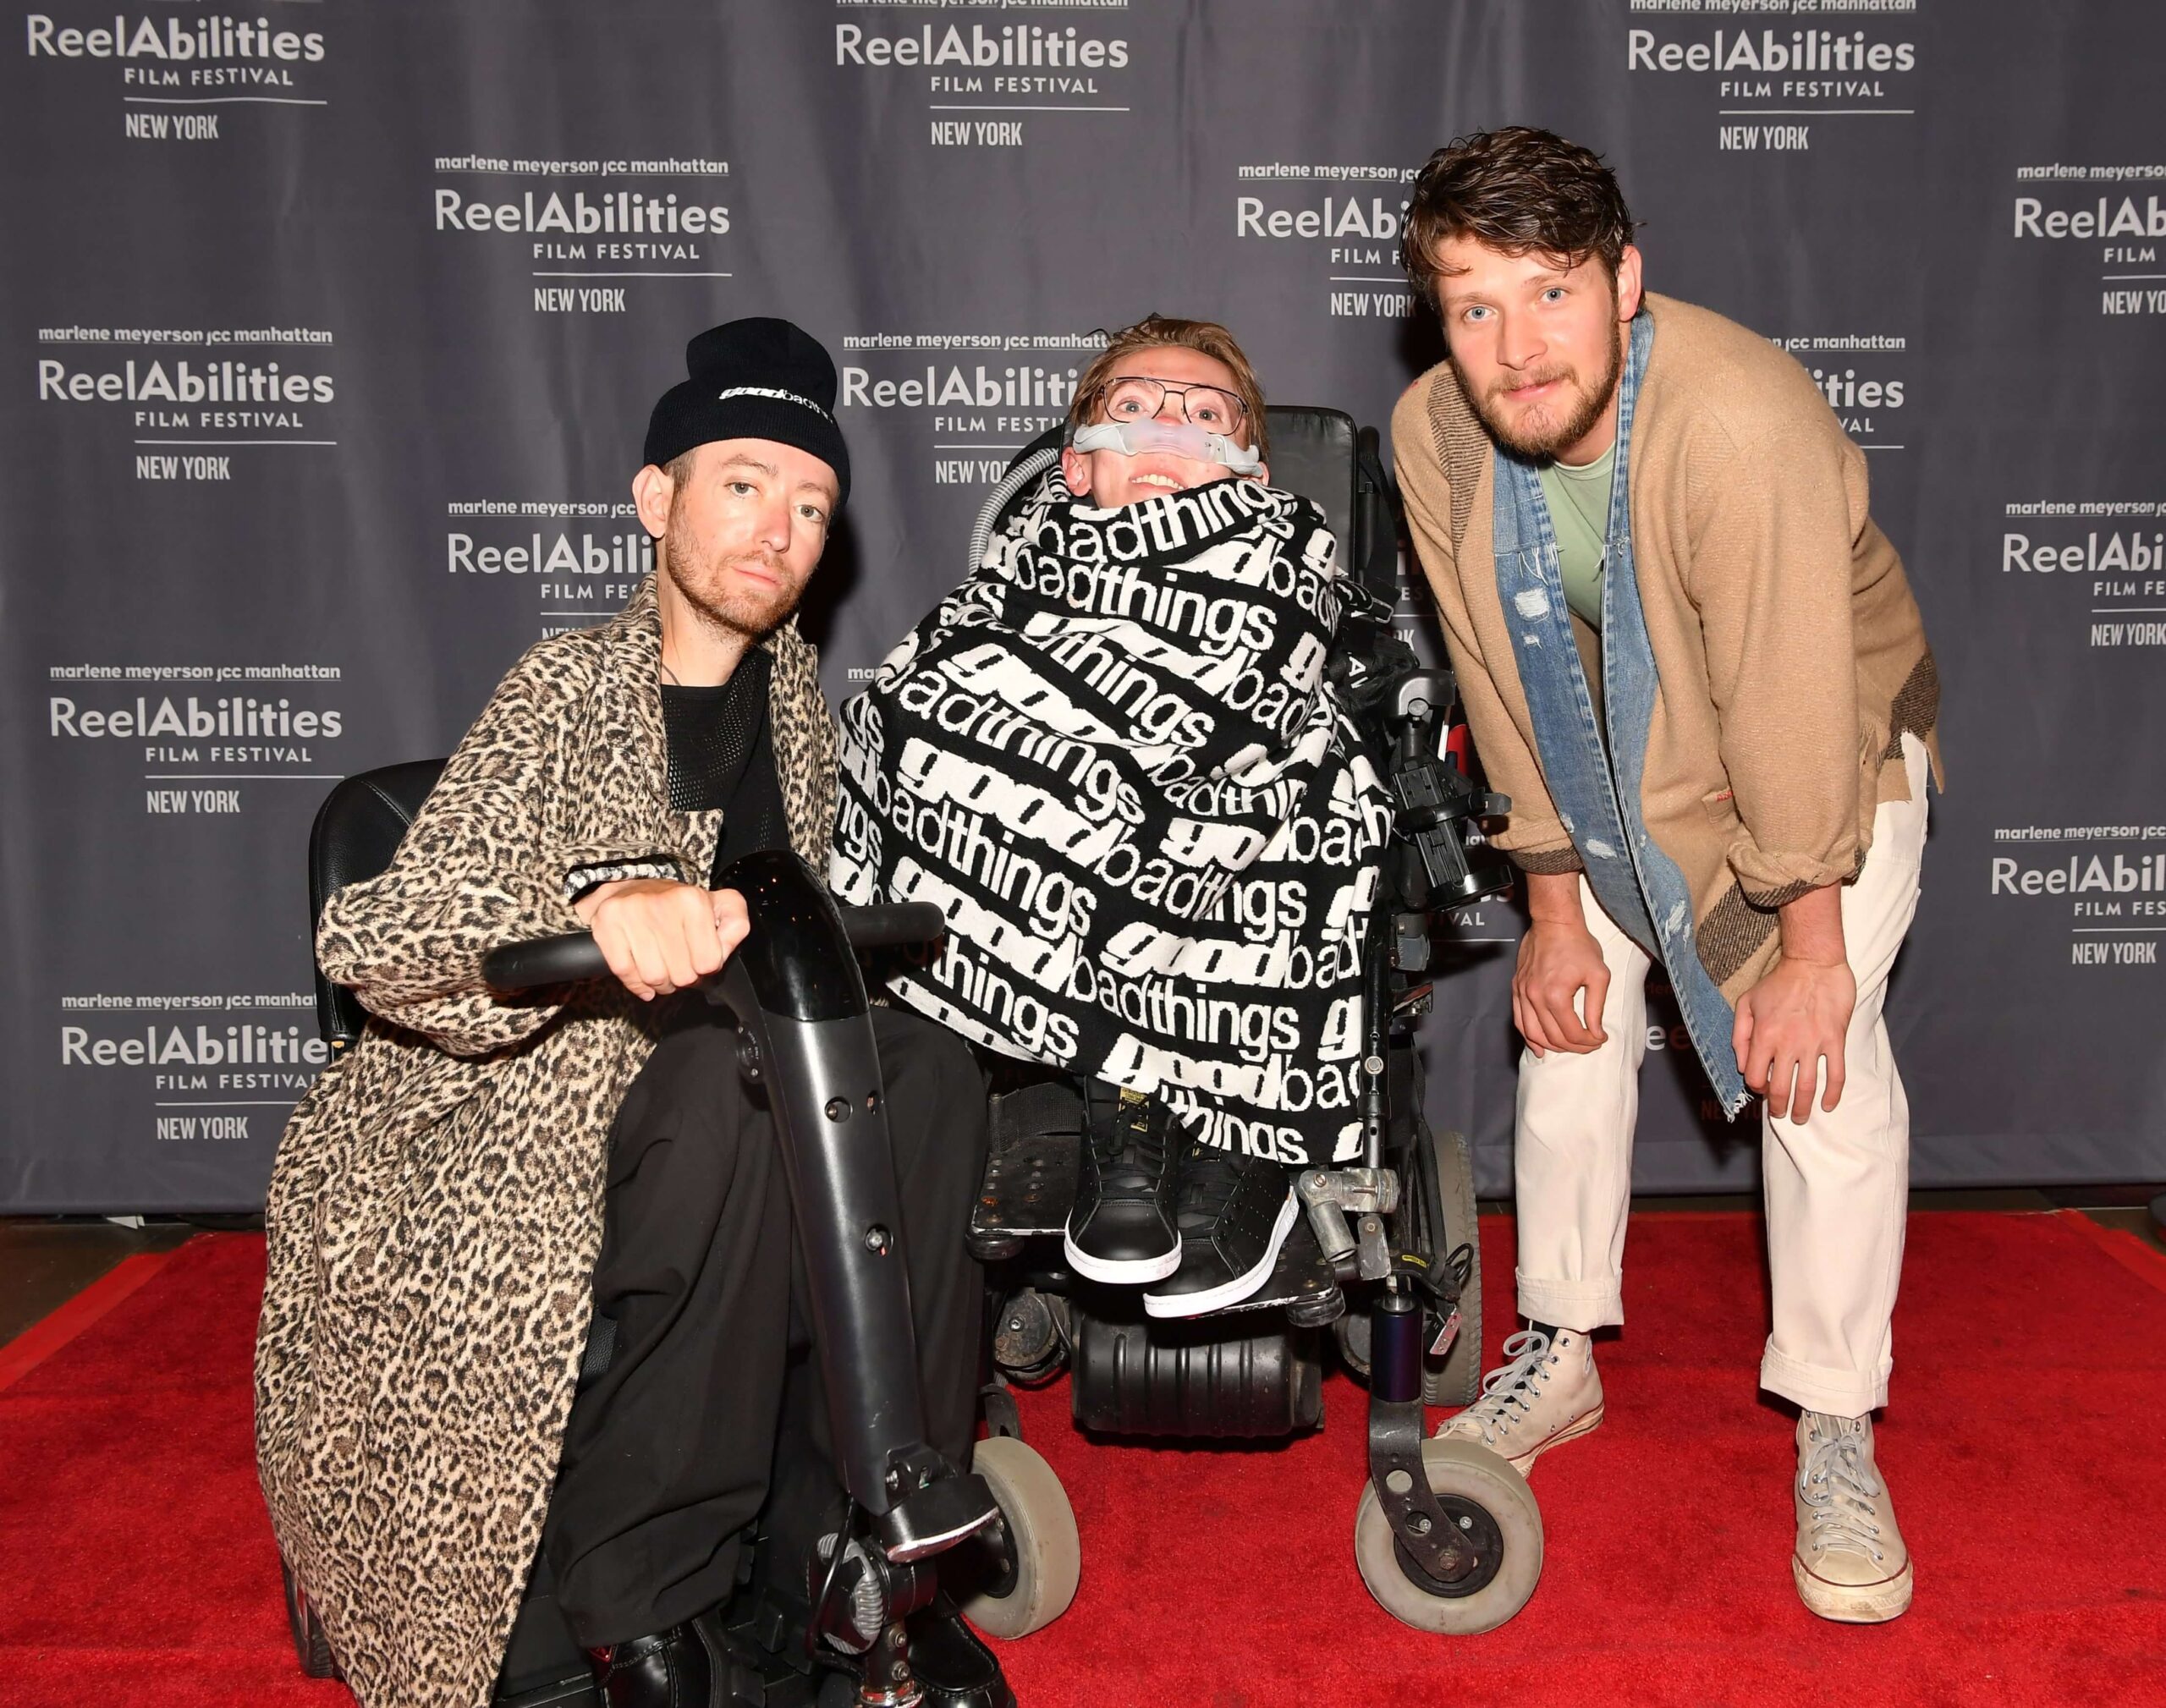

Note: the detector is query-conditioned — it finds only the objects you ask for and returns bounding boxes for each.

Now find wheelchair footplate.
[971,1081,1343,1328]
[968,1081,1080,1262]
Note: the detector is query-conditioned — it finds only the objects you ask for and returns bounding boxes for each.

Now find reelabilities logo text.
[60,1021,330,1067]
[50,695,343,739]
[840,363,1079,409]
[25,14,323,61]
[2002,530,2165,574]
[2012,195,2166,239]
[434,189,728,236]
[1990,853,2166,896]
[38,359,332,404]
[448,531,655,576]
[1236,195,1405,241]
[835,24,1127,69]
[1627,29,1914,74]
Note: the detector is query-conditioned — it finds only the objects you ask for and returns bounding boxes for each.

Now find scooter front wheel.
[955,1436,1080,1639]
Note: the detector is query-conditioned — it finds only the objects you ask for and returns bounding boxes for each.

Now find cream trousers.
[1511,734,1929,1417]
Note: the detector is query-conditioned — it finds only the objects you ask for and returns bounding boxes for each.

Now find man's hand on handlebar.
[573,878,750,1002]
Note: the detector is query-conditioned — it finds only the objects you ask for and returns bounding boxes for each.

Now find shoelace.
[1091,1096,1170,1200]
[1799,1415,1887,1562]
[1174,1145,1245,1229]
[1457,1328,1554,1439]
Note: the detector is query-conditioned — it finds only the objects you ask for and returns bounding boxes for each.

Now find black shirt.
[658,649,790,886]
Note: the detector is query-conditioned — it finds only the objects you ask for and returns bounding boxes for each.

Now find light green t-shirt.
[1537,442,1617,630]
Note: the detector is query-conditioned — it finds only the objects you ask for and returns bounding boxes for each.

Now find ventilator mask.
[1066,417,1263,476]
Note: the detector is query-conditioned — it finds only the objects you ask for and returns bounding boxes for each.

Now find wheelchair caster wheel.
[955,1435,1080,1639]
[1354,1437,1542,1634]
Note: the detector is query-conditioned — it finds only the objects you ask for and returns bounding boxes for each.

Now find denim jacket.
[1490,312,1751,1115]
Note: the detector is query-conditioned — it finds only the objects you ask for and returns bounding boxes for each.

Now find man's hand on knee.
[1734,883,1855,1122]
[1512,870,1610,1057]
[1513,920,1611,1057]
[1733,878,1854,1117]
[575,879,750,1002]
[1733,954,1855,1122]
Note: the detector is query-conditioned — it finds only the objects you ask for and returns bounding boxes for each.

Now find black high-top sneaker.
[1142,1142,1300,1319]
[1061,1084,1181,1283]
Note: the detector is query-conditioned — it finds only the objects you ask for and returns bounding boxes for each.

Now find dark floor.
[5,1190,2161,1352]
[0,1216,201,1346]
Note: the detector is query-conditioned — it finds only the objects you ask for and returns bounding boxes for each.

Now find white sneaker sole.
[1141,1185,1299,1319]
[1062,1228,1183,1286]
[1438,1402,1604,1475]
[1793,1555,1914,1623]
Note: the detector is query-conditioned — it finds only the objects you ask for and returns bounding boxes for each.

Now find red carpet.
[3,1213,2163,1708]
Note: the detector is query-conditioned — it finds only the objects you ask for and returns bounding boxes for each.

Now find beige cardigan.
[1391,293,1942,1001]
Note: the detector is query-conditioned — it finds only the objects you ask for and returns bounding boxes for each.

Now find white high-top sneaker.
[1793,1411,1913,1623]
[1435,1326,1604,1475]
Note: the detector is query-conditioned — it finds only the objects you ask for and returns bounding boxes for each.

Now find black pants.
[539,1002,989,1647]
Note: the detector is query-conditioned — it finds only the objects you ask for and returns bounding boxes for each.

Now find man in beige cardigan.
[1391,128,1941,1623]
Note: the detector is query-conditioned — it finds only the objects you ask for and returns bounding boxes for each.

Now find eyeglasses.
[1092,376,1248,435]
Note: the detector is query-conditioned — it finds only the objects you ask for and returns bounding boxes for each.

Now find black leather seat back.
[1260,405,1361,573]
[307,758,448,1048]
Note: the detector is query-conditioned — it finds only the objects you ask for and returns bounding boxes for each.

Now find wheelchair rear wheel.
[1416,1124,1482,1409]
[1353,1437,1542,1634]
[956,1435,1080,1639]
[1332,1122,1483,1408]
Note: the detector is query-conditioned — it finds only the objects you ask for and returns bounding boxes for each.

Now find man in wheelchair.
[832,316,1397,1322]
[831,317,1550,1635]
[255,319,1016,1708]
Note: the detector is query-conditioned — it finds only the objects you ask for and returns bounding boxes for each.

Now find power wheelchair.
[283,404,1537,1705]
[954,409,1544,1636]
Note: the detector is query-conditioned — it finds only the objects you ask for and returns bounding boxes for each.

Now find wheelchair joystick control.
[1386,669,1514,913]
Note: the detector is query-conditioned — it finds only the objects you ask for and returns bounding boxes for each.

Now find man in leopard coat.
[255,321,998,1708]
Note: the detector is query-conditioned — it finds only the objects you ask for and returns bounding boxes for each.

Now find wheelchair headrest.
[979,405,1364,577]
[1260,408,1359,567]
[307,757,448,1048]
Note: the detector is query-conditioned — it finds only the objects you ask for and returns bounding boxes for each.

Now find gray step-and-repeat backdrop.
[3,2,2161,1211]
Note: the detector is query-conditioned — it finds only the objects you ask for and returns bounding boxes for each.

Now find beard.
[661,500,803,644]
[1470,329,1624,461]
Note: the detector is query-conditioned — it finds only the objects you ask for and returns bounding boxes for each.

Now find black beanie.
[644,316,850,506]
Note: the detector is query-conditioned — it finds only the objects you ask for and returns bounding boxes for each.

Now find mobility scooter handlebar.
[481,899,948,992]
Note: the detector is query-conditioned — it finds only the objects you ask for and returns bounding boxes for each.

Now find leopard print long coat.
[254,577,836,1708]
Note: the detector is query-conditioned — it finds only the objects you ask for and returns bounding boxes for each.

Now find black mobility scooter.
[298,798,1080,1706]
[955,407,1545,1637]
